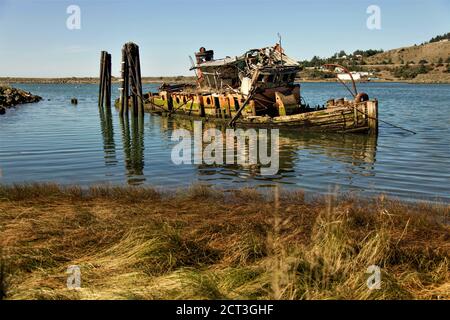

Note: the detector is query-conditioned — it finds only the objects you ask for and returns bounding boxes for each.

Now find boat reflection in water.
[158,116,378,187]
[98,110,377,188]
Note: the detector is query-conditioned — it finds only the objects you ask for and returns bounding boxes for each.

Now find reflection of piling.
[98,51,112,109]
[99,100,117,166]
[119,113,145,184]
[119,42,144,118]
[131,115,145,176]
[119,114,131,171]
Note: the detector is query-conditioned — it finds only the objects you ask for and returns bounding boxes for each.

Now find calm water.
[0,82,449,202]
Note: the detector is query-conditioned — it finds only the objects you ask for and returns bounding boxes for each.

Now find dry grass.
[0,183,448,300]
[366,40,450,65]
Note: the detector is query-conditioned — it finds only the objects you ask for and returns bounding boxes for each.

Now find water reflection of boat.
[158,116,377,179]
[278,130,377,168]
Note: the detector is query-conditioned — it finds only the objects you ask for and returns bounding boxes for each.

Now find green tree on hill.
[429,32,450,43]
[353,49,384,57]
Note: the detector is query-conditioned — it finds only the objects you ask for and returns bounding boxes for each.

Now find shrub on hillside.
[392,65,431,79]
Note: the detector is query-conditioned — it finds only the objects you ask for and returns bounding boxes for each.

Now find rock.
[0,107,5,115]
[0,86,42,109]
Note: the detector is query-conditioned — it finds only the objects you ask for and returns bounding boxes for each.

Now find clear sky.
[0,0,449,77]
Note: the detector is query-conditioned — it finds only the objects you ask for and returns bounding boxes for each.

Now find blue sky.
[0,0,449,77]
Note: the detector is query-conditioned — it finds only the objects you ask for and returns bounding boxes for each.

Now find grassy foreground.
[0,184,448,300]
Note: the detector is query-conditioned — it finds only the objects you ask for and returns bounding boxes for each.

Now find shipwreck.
[115,43,378,134]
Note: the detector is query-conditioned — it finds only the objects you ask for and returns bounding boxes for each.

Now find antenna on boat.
[277,32,284,66]
[189,55,200,85]
[189,55,196,71]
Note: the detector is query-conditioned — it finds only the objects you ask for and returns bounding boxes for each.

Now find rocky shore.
[0,86,42,114]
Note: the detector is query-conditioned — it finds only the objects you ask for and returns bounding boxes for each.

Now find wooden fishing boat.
[118,44,378,134]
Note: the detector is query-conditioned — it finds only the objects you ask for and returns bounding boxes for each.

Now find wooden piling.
[118,42,143,118]
[135,45,144,118]
[367,100,378,135]
[98,51,106,108]
[124,48,130,115]
[105,53,112,108]
[119,47,128,116]
[98,51,112,110]
[127,45,138,118]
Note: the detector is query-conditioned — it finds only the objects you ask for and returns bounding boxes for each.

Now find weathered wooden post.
[367,100,378,135]
[127,45,137,118]
[135,45,144,118]
[119,46,129,116]
[98,51,112,109]
[123,42,144,118]
[118,42,143,119]
[98,51,106,108]
[105,53,112,108]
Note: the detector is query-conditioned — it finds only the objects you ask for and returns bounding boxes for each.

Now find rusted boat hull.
[235,100,378,134]
[136,96,378,134]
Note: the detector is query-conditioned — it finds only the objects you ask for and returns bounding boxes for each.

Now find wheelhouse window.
[290,73,296,82]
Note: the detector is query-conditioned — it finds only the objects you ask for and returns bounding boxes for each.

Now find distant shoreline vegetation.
[0,76,197,85]
[299,48,384,69]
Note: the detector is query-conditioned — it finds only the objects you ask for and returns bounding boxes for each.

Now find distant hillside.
[297,33,450,83]
[365,40,450,65]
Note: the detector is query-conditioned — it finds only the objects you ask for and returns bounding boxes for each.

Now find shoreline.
[0,183,448,300]
[1,77,449,85]
[0,77,196,85]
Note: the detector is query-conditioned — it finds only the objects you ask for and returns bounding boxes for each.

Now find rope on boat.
[377,117,417,134]
[352,104,417,134]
